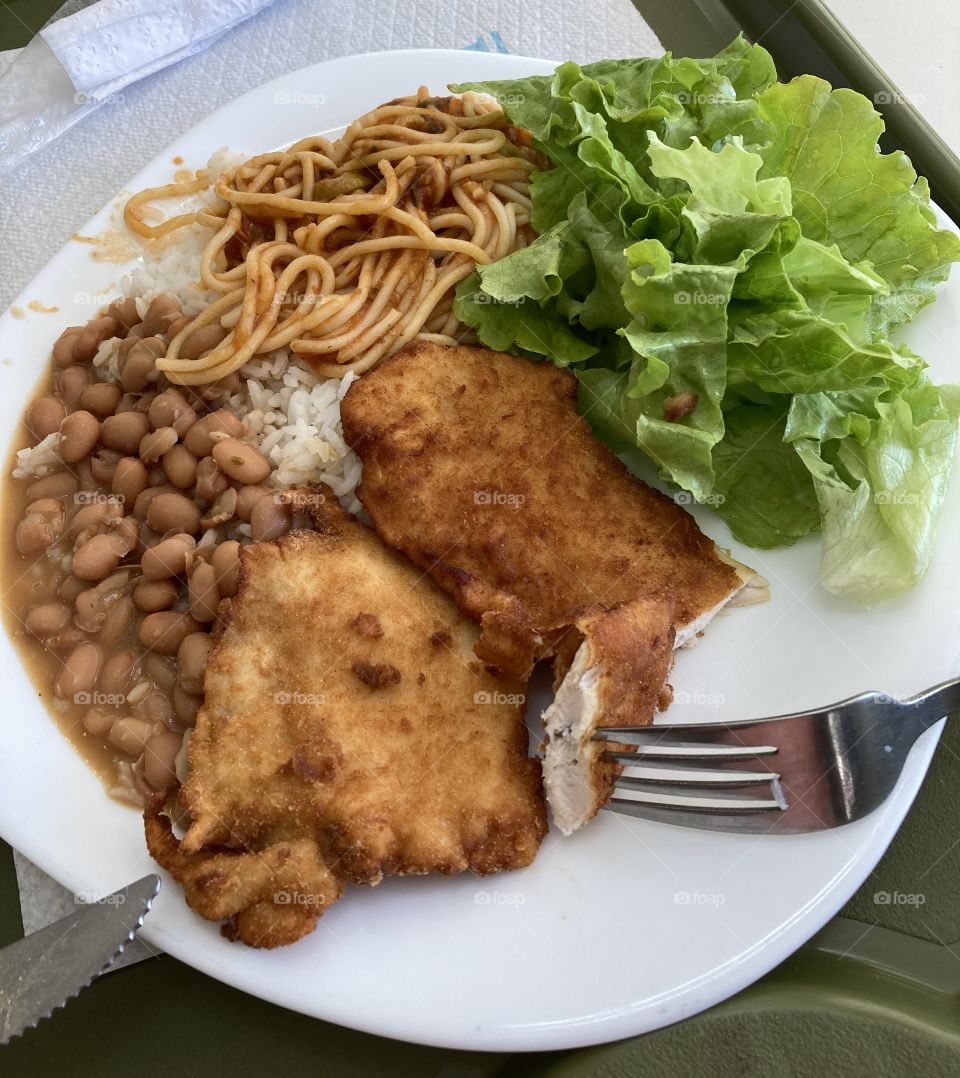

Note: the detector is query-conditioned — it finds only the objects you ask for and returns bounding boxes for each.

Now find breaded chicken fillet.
[145,491,546,948]
[543,597,675,835]
[342,343,765,832]
[341,342,762,682]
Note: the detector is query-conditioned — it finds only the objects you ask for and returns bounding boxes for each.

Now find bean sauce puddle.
[2,294,312,806]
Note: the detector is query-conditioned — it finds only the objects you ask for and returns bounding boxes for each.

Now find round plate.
[0,50,957,1052]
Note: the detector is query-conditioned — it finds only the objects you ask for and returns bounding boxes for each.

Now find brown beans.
[177,632,210,694]
[172,685,202,726]
[24,602,71,638]
[16,499,65,556]
[79,381,122,418]
[146,491,201,535]
[141,534,196,579]
[178,322,228,361]
[56,641,102,699]
[199,486,237,529]
[134,578,178,612]
[120,337,164,393]
[143,731,182,791]
[26,473,78,501]
[100,650,140,696]
[111,457,147,507]
[56,365,92,410]
[102,410,150,454]
[98,596,135,645]
[139,426,178,463]
[162,444,197,489]
[89,448,122,485]
[143,294,181,337]
[59,574,87,604]
[107,296,141,330]
[194,456,229,503]
[59,411,101,463]
[83,708,115,737]
[212,438,270,485]
[75,588,106,632]
[139,610,200,654]
[187,562,219,622]
[52,327,82,368]
[66,499,122,543]
[133,484,177,522]
[72,533,124,582]
[135,690,172,725]
[108,717,155,756]
[251,494,292,542]
[149,390,196,437]
[184,410,243,458]
[74,315,119,363]
[234,484,272,522]
[26,396,67,442]
[211,540,241,598]
[144,653,178,695]
[166,315,192,340]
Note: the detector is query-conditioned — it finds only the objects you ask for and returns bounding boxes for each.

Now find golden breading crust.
[543,597,676,835]
[340,342,745,680]
[146,492,546,948]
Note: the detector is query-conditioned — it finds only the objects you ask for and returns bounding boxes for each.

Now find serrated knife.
[0,874,160,1044]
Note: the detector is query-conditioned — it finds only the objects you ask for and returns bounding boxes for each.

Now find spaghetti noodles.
[124,89,538,386]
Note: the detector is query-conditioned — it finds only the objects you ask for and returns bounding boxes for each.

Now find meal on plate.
[3,37,957,946]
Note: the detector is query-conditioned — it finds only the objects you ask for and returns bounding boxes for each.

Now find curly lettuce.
[452,35,960,603]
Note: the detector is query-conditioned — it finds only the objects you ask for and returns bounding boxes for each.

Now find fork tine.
[608,759,781,787]
[605,797,783,831]
[596,739,778,761]
[609,788,785,813]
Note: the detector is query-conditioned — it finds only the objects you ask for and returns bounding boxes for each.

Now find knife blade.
[0,874,160,1044]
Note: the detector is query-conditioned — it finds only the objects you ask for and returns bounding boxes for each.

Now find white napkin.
[0,0,275,173]
[41,0,276,100]
[7,0,662,954]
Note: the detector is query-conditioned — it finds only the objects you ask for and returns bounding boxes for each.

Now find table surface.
[1,2,958,1073]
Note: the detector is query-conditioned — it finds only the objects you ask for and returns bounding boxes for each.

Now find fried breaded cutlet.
[145,492,546,948]
[340,342,762,682]
[543,598,676,835]
[341,342,765,832]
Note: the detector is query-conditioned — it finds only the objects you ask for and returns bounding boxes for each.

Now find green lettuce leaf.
[449,37,960,602]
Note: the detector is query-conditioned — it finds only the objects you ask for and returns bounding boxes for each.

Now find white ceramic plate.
[1,50,958,1053]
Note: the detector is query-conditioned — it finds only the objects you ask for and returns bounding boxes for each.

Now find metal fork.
[596,679,960,833]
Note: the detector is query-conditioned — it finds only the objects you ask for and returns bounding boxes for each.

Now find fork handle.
[902,678,960,729]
